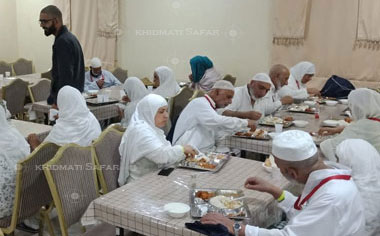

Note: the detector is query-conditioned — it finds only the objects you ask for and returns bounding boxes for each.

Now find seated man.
[172,80,256,153]
[84,57,121,91]
[278,61,320,99]
[268,64,294,109]
[221,73,274,120]
[201,130,366,236]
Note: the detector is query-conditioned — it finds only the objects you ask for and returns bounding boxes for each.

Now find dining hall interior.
[0,0,380,236]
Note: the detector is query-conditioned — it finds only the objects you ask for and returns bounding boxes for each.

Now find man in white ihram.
[84,57,121,91]
[172,80,256,153]
[201,130,366,236]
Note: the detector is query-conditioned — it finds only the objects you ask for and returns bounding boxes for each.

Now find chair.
[41,69,52,80]
[168,86,194,125]
[43,144,115,236]
[223,74,237,86]
[28,79,51,103]
[0,61,12,76]
[112,67,128,83]
[1,78,29,119]
[108,123,126,133]
[12,58,33,75]
[92,126,124,193]
[0,142,60,236]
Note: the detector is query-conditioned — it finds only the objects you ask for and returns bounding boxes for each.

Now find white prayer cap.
[90,57,102,68]
[251,73,273,86]
[272,130,317,161]
[211,80,234,91]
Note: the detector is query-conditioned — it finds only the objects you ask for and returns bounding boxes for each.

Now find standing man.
[39,5,85,105]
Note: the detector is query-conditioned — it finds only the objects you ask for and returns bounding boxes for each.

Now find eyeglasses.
[39,18,55,25]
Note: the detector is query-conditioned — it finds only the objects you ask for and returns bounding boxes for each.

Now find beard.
[43,24,56,36]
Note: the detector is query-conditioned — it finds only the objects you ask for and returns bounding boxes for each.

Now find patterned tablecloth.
[10,119,52,140]
[222,103,348,155]
[82,157,294,236]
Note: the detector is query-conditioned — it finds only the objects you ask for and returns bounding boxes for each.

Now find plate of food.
[258,116,293,128]
[190,188,251,219]
[287,104,317,114]
[178,152,230,172]
[234,129,270,140]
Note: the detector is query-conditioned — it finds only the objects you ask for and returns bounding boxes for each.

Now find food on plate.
[264,157,272,167]
[344,117,353,123]
[304,108,314,113]
[196,191,215,200]
[283,116,294,122]
[261,116,283,125]
[235,129,267,139]
[198,162,216,169]
[210,196,243,209]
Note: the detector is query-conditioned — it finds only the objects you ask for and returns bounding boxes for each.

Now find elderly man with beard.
[200,130,366,236]
[268,64,294,109]
[39,5,85,105]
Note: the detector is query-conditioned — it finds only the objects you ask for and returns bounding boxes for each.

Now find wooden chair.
[112,67,128,83]
[0,142,60,236]
[223,74,237,86]
[0,61,12,76]
[12,58,33,76]
[43,144,116,236]
[1,78,29,119]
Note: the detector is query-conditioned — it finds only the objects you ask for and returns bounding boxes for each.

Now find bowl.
[293,120,309,128]
[339,99,348,105]
[322,120,339,127]
[262,162,273,173]
[164,202,190,218]
[304,101,316,106]
[325,100,338,106]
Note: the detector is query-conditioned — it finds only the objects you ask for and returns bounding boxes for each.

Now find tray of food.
[287,104,317,114]
[178,152,230,172]
[86,98,120,106]
[258,116,293,128]
[189,188,251,219]
[309,132,337,146]
[233,128,270,140]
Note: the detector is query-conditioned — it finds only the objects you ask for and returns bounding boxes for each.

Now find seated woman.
[120,77,149,127]
[335,139,380,235]
[152,66,180,98]
[28,86,101,149]
[0,105,30,218]
[118,94,197,185]
[319,88,380,160]
[189,55,222,92]
[278,61,320,99]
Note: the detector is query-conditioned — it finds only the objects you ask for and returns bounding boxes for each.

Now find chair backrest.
[12,58,33,76]
[108,123,126,133]
[41,69,52,80]
[223,74,237,86]
[0,142,60,234]
[169,86,194,124]
[112,67,128,83]
[2,78,29,116]
[92,126,124,193]
[0,61,12,76]
[28,79,51,103]
[44,144,98,236]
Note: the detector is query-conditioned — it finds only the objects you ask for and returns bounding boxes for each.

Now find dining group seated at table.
[84,57,122,92]
[172,80,257,153]
[152,66,180,98]
[118,94,197,185]
[27,86,102,150]
[201,130,366,236]
[188,55,222,92]
[268,64,294,107]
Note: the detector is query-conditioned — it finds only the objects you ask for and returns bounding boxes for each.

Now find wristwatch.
[233,222,241,236]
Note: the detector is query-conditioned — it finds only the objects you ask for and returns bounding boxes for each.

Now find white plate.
[339,99,348,105]
[293,120,309,128]
[322,120,339,127]
[325,100,338,106]
[164,202,190,218]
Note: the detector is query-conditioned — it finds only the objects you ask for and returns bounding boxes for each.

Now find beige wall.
[1,0,274,86]
[0,0,19,63]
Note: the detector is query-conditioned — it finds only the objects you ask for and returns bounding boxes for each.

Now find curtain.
[272,0,310,45]
[356,0,380,48]
[54,0,71,30]
[97,0,119,38]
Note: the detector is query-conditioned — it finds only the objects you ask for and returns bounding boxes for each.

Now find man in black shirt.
[39,5,85,105]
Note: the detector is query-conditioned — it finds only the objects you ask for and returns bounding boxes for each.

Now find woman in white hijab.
[152,66,180,98]
[320,88,380,160]
[120,77,149,127]
[278,61,320,99]
[42,86,101,146]
[336,139,380,235]
[0,105,30,218]
[118,94,196,185]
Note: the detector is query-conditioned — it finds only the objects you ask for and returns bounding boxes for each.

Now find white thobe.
[84,70,121,91]
[277,74,309,100]
[173,95,248,153]
[245,164,366,236]
[221,85,280,117]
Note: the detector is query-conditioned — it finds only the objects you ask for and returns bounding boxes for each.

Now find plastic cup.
[275,123,283,133]
[49,109,59,121]
[147,86,153,91]
[97,94,104,103]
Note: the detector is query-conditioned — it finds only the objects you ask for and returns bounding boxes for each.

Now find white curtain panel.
[356,0,380,47]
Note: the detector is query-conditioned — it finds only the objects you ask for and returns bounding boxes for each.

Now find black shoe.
[16,222,39,234]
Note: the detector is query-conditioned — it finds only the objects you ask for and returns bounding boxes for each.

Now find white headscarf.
[336,139,380,235]
[0,105,30,218]
[44,86,101,146]
[121,77,149,127]
[290,61,315,84]
[153,66,180,98]
[192,67,222,92]
[118,94,170,185]
[348,88,380,121]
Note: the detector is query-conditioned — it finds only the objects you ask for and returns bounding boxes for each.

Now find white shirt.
[172,95,248,153]
[221,85,280,117]
[245,163,366,236]
[277,74,309,100]
[84,69,121,91]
